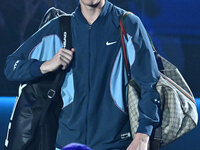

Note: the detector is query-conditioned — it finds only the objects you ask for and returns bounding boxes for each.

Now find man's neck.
[80,0,105,25]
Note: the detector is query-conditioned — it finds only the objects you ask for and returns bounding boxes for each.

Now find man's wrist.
[137,121,154,136]
[135,133,149,143]
[40,61,49,74]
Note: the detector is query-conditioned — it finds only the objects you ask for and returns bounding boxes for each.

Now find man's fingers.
[71,48,75,52]
[60,48,75,57]
[40,48,75,73]
[51,48,75,71]
[60,56,68,70]
[59,48,75,62]
[60,54,71,64]
[61,49,73,57]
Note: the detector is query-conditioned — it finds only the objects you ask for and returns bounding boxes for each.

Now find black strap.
[59,15,72,50]
[120,12,162,150]
[47,15,72,99]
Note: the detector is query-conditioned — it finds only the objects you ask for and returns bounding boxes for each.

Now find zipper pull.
[89,25,92,30]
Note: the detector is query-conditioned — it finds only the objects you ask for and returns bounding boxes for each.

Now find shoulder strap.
[120,12,165,75]
[59,15,72,49]
[47,15,72,99]
[120,12,131,80]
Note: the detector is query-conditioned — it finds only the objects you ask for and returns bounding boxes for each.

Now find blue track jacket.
[4,1,160,149]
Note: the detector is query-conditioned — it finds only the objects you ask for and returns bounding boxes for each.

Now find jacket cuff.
[30,60,44,78]
[136,120,153,136]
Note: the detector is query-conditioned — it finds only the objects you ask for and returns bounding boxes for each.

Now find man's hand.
[40,48,75,74]
[127,133,149,150]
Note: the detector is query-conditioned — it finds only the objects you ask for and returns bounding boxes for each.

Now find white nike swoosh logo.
[106,41,117,46]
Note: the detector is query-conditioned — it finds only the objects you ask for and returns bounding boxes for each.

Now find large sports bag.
[4,11,72,150]
[120,12,198,147]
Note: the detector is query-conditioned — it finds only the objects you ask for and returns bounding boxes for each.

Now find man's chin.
[80,0,101,8]
[88,2,101,8]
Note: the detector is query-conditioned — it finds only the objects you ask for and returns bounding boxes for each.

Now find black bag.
[5,9,72,150]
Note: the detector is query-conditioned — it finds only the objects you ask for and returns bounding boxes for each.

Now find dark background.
[0,1,200,150]
[0,0,200,97]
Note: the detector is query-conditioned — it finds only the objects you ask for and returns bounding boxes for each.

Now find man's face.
[80,0,102,7]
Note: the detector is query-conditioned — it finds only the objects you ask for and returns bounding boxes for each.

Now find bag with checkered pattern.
[120,12,198,147]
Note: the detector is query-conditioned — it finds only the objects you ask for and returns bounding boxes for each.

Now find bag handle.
[39,7,67,29]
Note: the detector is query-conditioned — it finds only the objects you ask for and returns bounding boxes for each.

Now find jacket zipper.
[85,24,92,145]
[88,25,91,92]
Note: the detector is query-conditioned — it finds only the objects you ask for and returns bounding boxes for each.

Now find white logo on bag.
[13,60,20,70]
[106,41,117,46]
[121,132,131,139]
[63,32,67,48]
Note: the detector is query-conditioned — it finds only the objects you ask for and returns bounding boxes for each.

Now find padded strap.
[47,15,72,99]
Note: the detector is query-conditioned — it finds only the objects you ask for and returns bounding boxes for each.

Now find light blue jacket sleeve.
[4,18,60,83]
